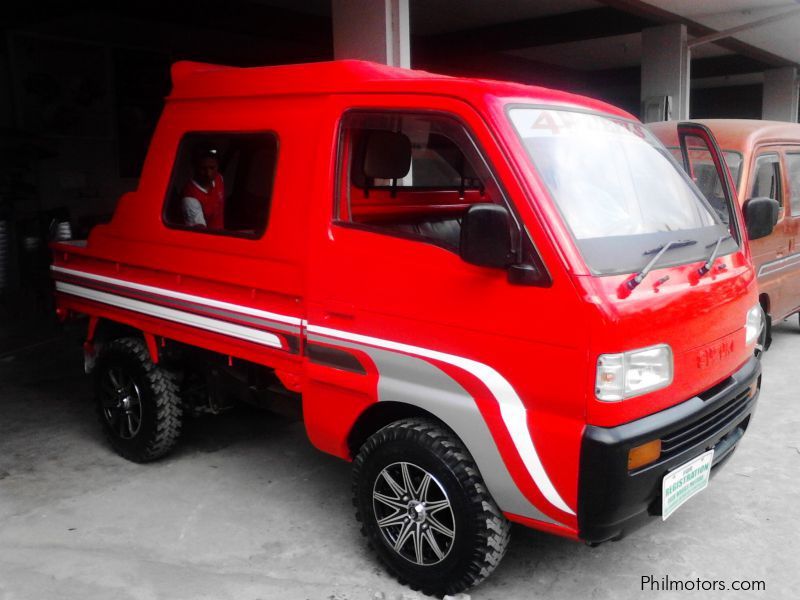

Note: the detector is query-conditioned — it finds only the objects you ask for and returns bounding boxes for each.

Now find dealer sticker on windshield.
[662,449,714,520]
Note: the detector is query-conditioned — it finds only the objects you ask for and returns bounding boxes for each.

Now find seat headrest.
[362,130,412,180]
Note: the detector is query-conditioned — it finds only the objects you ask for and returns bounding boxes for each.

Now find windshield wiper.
[698,234,731,276]
[642,238,697,255]
[627,238,697,290]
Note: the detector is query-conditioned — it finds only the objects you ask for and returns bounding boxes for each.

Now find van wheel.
[755,313,768,359]
[94,337,183,462]
[352,418,511,596]
[755,308,772,358]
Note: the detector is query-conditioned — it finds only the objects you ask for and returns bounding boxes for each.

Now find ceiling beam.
[688,7,800,48]
[598,0,796,67]
[416,7,653,55]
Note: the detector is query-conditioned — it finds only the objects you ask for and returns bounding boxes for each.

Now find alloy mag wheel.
[372,461,456,566]
[353,419,511,596]
[99,366,144,440]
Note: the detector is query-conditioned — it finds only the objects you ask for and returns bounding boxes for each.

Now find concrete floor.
[0,321,798,600]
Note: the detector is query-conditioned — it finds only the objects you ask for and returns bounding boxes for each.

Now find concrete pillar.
[762,67,798,122]
[641,24,690,122]
[332,0,410,68]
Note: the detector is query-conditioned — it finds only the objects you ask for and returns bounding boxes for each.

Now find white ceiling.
[507,32,732,71]
[644,0,800,64]
[261,1,800,68]
[258,0,604,35]
[416,0,800,68]
[408,0,601,35]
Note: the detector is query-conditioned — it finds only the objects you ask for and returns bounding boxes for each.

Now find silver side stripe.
[307,323,576,516]
[52,265,573,516]
[757,252,800,277]
[51,266,302,327]
[56,281,283,349]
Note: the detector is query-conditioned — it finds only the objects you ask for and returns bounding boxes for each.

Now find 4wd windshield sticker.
[509,108,648,141]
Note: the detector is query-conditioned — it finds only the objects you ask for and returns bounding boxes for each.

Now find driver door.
[300,96,586,526]
[676,122,740,243]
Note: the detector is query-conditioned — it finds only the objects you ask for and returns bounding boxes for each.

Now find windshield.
[508,107,737,275]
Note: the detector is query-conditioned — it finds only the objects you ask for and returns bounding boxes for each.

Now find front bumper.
[578,355,761,544]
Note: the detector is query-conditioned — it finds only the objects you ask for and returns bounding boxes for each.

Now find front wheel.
[352,418,511,596]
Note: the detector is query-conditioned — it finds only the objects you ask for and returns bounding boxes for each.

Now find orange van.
[650,119,800,347]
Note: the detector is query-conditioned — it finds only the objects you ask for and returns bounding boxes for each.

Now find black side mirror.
[743,197,780,240]
[460,203,513,268]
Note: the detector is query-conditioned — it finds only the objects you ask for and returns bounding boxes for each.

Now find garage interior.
[1,1,799,598]
[2,1,799,322]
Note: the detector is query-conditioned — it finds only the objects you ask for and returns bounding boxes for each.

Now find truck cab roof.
[168,59,633,121]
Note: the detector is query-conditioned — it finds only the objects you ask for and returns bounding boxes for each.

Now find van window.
[676,137,739,231]
[723,152,743,188]
[336,111,509,252]
[163,132,278,238]
[785,153,800,216]
[750,153,782,209]
[667,147,743,190]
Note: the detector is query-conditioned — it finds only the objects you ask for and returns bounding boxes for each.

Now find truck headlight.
[745,304,763,346]
[596,344,673,401]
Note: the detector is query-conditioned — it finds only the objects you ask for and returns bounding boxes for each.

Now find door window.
[785,153,800,216]
[750,153,782,211]
[336,111,512,252]
[667,148,743,198]
[680,135,735,230]
[163,132,278,238]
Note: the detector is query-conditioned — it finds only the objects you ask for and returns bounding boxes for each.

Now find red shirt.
[182,174,225,229]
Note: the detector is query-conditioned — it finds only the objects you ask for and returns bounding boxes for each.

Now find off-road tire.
[352,418,511,596]
[94,337,182,462]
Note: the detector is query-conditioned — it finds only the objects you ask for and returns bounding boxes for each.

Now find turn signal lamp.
[628,439,662,470]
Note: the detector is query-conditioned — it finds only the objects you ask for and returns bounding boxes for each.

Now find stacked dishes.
[54,221,72,241]
[23,235,41,252]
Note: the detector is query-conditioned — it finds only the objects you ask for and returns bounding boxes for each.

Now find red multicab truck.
[51,61,774,595]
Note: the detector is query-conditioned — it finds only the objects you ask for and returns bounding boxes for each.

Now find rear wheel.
[94,337,183,462]
[352,418,511,596]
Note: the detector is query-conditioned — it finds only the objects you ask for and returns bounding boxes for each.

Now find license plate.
[662,449,714,520]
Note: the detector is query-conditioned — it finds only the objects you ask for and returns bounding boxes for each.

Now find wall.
[1,10,332,237]
[690,84,763,119]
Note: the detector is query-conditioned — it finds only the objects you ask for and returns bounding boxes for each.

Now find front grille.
[661,389,752,457]
[698,376,734,401]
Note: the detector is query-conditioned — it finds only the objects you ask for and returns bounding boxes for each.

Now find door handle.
[323,310,355,321]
